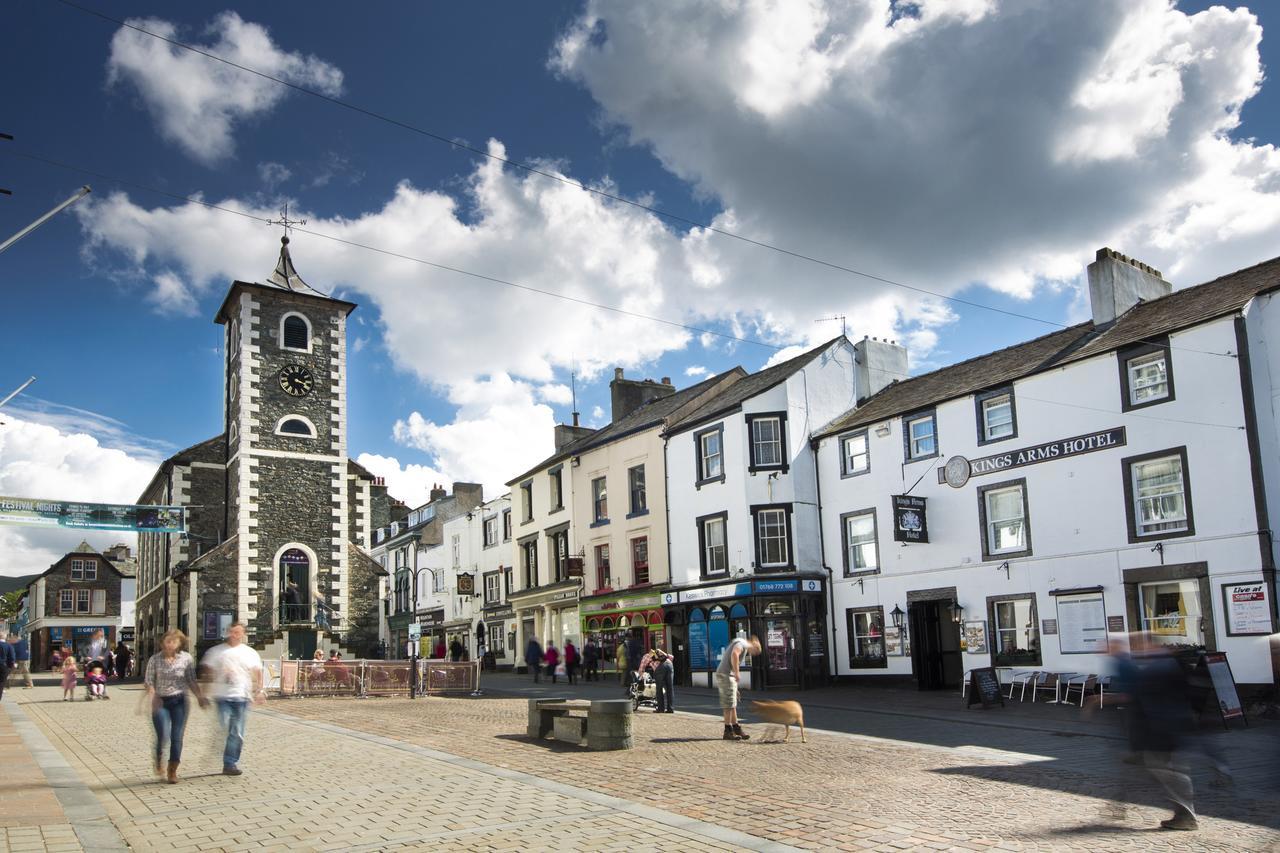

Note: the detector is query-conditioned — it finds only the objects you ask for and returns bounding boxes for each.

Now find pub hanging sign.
[892,495,928,543]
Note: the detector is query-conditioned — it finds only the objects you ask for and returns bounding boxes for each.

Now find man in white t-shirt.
[200,622,264,776]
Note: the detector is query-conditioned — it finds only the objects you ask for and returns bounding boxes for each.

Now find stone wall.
[41,554,123,619]
[345,542,386,656]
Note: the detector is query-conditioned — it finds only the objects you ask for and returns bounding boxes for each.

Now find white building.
[475,495,516,669]
[662,337,860,689]
[814,248,1280,689]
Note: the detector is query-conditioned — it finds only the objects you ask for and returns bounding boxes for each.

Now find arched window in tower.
[280,312,311,352]
[274,415,317,438]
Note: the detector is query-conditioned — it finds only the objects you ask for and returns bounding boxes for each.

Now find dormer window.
[280,313,312,352]
[274,415,317,438]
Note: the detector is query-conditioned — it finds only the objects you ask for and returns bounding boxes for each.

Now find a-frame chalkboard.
[1200,651,1247,729]
[966,667,1005,709]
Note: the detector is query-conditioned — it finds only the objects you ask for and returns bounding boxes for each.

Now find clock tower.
[215,236,358,651]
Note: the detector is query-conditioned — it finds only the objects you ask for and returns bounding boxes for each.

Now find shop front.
[33,624,116,669]
[662,576,828,691]
[416,608,445,657]
[480,604,515,670]
[508,579,582,667]
[579,590,666,674]
[442,618,472,659]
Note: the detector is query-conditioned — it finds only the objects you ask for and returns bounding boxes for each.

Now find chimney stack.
[853,337,908,403]
[429,483,447,502]
[1087,247,1170,327]
[609,367,677,422]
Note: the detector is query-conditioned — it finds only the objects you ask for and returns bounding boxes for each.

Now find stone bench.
[526,698,633,750]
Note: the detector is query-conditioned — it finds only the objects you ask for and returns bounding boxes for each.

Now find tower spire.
[265,204,320,295]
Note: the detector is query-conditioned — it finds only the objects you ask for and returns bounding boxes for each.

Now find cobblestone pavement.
[8,686,784,853]
[6,683,1280,852]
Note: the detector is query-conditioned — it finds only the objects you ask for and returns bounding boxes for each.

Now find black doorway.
[908,600,963,690]
[288,630,317,661]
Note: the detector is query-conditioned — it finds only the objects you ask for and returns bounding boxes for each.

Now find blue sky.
[1,1,1279,572]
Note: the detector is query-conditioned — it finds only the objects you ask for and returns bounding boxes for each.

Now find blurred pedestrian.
[716,635,761,741]
[60,655,78,701]
[434,639,447,660]
[201,623,265,777]
[583,639,599,681]
[143,629,208,783]
[1106,632,1199,831]
[544,642,560,684]
[564,640,579,685]
[449,637,464,662]
[615,642,628,688]
[8,633,32,689]
[283,580,301,622]
[113,641,131,681]
[525,636,543,683]
[87,629,107,663]
[654,649,675,713]
[0,636,14,701]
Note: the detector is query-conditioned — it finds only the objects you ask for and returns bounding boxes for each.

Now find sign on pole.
[0,496,185,533]
[408,622,422,641]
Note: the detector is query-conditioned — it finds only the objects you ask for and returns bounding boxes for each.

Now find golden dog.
[749,699,806,743]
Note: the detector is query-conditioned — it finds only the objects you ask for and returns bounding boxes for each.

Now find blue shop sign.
[754,579,798,594]
[73,626,110,636]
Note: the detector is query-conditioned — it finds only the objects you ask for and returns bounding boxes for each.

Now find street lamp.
[406,562,437,700]
[890,604,905,629]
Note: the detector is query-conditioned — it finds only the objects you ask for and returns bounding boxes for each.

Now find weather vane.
[267,202,307,237]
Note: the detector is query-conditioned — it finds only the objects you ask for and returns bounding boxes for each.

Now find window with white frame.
[60,589,73,614]
[520,538,538,588]
[1130,453,1190,537]
[695,425,724,484]
[483,516,498,547]
[753,506,790,569]
[748,413,785,470]
[432,569,445,594]
[488,622,505,654]
[628,465,646,515]
[549,467,564,511]
[92,589,106,615]
[632,537,649,586]
[905,412,937,460]
[84,560,97,581]
[990,596,1040,665]
[71,559,84,581]
[841,431,869,476]
[76,588,91,614]
[842,510,878,574]
[520,480,533,522]
[502,509,512,541]
[981,482,1029,557]
[1139,580,1205,647]
[484,573,501,604]
[595,543,611,589]
[592,477,608,523]
[451,535,461,568]
[1126,351,1169,406]
[699,514,727,576]
[979,392,1015,442]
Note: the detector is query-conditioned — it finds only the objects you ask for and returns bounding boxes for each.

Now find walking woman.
[143,629,208,784]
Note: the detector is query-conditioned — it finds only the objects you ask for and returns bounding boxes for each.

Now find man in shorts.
[714,635,760,741]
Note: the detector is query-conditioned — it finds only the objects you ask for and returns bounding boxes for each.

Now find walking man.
[8,634,33,689]
[715,635,760,741]
[524,636,543,683]
[654,649,675,713]
[201,623,265,776]
[0,636,14,701]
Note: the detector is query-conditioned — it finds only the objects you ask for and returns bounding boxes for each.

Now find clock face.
[278,364,314,398]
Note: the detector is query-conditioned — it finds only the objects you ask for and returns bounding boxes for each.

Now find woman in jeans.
[143,629,208,783]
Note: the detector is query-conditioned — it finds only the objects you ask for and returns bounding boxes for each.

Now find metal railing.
[274,659,480,698]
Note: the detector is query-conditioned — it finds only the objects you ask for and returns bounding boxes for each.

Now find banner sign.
[892,495,928,543]
[1222,582,1272,635]
[754,579,798,594]
[0,496,185,533]
[939,427,1127,488]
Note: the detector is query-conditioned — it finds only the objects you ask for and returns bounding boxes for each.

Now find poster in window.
[883,626,903,656]
[961,620,988,654]
[1056,594,1107,653]
[1222,582,1272,635]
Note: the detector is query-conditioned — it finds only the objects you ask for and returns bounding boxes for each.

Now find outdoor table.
[1040,672,1080,704]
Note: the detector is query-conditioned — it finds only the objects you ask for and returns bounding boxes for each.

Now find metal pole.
[0,186,91,255]
[410,567,418,700]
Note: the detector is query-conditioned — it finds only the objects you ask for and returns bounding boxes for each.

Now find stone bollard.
[526,698,568,739]
[586,698,633,751]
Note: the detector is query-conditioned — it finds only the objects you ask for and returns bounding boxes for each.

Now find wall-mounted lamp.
[855,577,865,593]
[997,561,1010,580]
[874,422,891,437]
[890,604,904,629]
[948,600,965,624]
[1150,542,1165,564]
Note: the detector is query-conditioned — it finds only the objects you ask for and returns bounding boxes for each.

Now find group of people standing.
[524,637,586,684]
[143,622,264,784]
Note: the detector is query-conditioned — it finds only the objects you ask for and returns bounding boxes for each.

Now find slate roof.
[662,337,847,436]
[506,369,747,486]
[814,254,1280,439]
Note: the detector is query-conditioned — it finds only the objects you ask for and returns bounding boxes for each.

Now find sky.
[1,0,1279,575]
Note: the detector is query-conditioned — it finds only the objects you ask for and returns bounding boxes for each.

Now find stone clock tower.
[215,237,358,653]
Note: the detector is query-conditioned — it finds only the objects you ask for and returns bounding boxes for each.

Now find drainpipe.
[811,435,838,685]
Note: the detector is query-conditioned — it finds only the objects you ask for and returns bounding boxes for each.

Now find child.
[85,660,109,700]
[61,655,78,701]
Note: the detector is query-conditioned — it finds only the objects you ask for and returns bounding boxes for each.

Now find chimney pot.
[614,367,624,380]
[661,377,671,385]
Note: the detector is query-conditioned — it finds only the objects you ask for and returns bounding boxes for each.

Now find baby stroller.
[84,660,109,701]
[628,670,658,711]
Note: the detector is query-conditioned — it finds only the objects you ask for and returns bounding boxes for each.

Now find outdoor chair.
[960,669,971,697]
[1061,674,1097,707]
[1031,672,1059,703]
[1007,670,1037,701]
[1098,675,1113,708]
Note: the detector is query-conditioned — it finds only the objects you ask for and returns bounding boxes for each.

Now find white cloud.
[390,374,556,496]
[354,453,445,508]
[684,365,708,377]
[258,161,292,188]
[552,0,1274,322]
[148,270,198,316]
[536,383,574,405]
[0,417,160,578]
[106,12,343,165]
